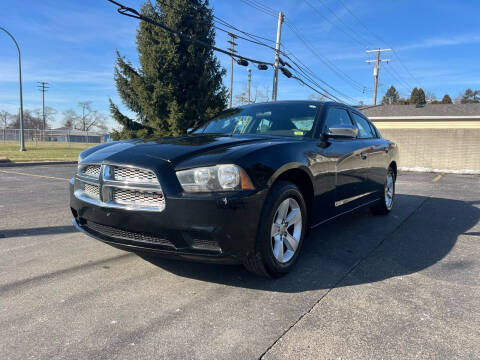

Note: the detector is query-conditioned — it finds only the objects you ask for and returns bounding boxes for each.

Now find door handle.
[361,152,368,160]
[385,148,389,153]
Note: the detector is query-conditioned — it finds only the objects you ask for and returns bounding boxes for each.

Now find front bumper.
[70,180,267,263]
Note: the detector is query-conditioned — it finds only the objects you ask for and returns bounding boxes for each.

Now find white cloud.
[398,34,480,51]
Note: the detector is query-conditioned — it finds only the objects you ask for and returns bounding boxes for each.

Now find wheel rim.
[385,172,394,210]
[271,198,302,264]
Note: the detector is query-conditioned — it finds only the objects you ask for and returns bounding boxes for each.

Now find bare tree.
[8,110,44,129]
[252,85,270,103]
[425,90,437,103]
[33,106,57,130]
[234,85,249,106]
[0,110,11,129]
[62,102,108,132]
[308,93,327,101]
[62,109,78,129]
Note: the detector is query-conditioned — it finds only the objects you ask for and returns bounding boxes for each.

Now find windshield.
[193,103,321,137]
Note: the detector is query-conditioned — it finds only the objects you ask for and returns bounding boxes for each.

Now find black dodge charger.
[71,101,398,277]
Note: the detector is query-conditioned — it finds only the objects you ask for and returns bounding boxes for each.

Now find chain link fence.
[1,129,109,144]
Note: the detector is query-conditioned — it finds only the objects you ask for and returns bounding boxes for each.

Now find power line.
[383,65,413,92]
[106,0,273,67]
[213,16,275,44]
[236,0,370,102]
[211,1,355,103]
[306,0,369,47]
[238,0,277,17]
[214,16,358,102]
[335,0,423,88]
[283,52,356,103]
[285,22,368,93]
[213,24,277,51]
[108,0,354,105]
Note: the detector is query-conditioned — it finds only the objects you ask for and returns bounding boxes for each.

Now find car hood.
[81,134,283,166]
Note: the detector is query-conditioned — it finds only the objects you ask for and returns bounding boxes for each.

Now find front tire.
[370,167,395,215]
[244,181,307,278]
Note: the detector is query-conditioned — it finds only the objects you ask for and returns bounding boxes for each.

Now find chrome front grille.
[81,165,101,178]
[112,166,158,184]
[75,164,165,212]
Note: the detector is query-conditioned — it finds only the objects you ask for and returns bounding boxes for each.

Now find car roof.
[240,100,354,110]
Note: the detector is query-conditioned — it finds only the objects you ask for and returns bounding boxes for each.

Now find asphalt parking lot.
[1,165,479,359]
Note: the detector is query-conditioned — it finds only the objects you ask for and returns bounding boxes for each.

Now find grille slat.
[112,166,158,184]
[82,165,101,178]
[112,188,165,208]
[86,221,173,247]
[83,183,100,199]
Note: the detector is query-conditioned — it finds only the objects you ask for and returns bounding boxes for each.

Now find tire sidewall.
[257,182,307,276]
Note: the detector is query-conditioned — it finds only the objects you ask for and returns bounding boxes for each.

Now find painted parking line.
[0,169,69,182]
[432,173,443,182]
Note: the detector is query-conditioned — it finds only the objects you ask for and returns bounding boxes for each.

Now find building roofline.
[370,115,480,120]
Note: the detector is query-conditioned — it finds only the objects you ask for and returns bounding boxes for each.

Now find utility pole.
[228,33,237,108]
[366,48,391,105]
[0,27,25,151]
[37,81,49,140]
[272,11,285,102]
[247,68,252,103]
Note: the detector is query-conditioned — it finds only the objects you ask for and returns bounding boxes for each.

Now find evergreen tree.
[110,0,227,139]
[417,88,426,104]
[409,87,426,104]
[441,94,453,104]
[409,87,419,104]
[460,88,480,103]
[381,85,400,105]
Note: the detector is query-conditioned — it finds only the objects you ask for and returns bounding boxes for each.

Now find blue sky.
[1,0,479,129]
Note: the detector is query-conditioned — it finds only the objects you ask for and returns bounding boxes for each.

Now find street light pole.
[0,26,25,151]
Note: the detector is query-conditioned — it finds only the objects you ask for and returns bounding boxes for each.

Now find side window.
[323,108,353,133]
[368,120,381,138]
[351,112,375,139]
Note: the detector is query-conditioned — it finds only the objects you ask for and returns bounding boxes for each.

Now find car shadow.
[138,194,479,292]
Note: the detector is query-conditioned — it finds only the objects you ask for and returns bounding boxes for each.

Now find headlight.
[176,164,254,192]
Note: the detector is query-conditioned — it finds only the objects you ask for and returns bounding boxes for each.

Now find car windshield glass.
[193,103,320,137]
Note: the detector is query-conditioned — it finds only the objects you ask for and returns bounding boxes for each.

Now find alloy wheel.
[270,198,302,264]
[385,172,394,210]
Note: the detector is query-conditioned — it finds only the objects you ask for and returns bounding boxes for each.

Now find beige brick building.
[360,104,480,173]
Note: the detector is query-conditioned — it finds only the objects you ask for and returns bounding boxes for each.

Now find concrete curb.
[0,161,77,168]
[399,166,480,175]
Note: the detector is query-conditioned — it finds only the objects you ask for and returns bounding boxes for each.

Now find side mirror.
[325,124,358,139]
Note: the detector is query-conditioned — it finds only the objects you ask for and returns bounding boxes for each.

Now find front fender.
[267,162,314,187]
[235,140,316,192]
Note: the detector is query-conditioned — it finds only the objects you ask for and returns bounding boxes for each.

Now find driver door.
[321,107,371,213]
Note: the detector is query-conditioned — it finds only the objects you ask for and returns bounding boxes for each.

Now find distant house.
[359,103,480,129]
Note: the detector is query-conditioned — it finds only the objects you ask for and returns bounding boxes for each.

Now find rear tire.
[370,167,395,215]
[243,181,307,278]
